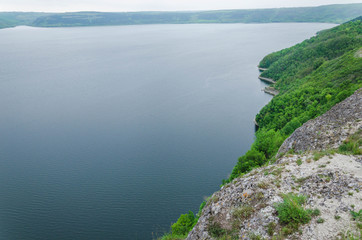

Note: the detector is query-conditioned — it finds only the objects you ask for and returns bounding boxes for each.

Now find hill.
[31,4,362,27]
[0,12,49,29]
[0,4,361,29]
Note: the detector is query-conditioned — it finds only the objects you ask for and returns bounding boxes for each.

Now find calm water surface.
[0,23,334,239]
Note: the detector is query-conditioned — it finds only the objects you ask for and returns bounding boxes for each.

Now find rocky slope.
[187,88,362,240]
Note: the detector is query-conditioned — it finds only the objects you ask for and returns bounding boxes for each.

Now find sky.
[1,0,361,12]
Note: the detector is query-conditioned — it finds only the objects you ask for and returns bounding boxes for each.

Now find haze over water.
[0,23,334,239]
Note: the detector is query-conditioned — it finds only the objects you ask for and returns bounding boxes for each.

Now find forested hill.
[229,16,362,181]
[0,3,361,29]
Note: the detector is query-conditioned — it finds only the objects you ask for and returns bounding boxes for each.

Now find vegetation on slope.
[1,4,361,29]
[228,16,362,182]
[162,16,362,239]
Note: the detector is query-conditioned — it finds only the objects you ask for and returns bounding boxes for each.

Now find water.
[0,23,335,239]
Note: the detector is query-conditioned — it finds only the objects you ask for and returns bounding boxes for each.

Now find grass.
[257,181,269,189]
[338,130,362,155]
[338,230,362,240]
[296,159,303,166]
[267,222,277,236]
[249,232,264,240]
[317,218,325,223]
[232,205,254,221]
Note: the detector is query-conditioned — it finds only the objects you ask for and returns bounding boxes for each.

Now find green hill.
[230,16,362,181]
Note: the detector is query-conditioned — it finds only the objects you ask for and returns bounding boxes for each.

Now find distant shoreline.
[0,3,360,29]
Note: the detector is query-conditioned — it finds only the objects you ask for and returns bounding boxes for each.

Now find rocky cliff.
[186,88,362,240]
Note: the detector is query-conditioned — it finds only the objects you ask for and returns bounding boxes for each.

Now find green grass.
[338,130,362,155]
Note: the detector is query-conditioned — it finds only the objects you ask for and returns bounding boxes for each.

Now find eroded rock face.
[187,89,362,240]
[278,88,362,155]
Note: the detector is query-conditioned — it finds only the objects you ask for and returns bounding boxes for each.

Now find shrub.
[229,149,266,180]
[275,194,311,233]
[197,201,206,217]
[171,211,197,236]
[207,220,226,238]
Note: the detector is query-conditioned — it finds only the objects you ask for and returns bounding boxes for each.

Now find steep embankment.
[187,88,362,240]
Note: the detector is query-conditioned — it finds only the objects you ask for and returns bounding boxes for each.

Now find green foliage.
[171,211,197,236]
[197,201,206,217]
[296,159,303,166]
[351,209,362,222]
[275,194,311,233]
[229,149,266,180]
[228,19,361,182]
[311,208,321,216]
[253,129,284,159]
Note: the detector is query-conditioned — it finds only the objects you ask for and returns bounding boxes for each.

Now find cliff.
[186,88,362,240]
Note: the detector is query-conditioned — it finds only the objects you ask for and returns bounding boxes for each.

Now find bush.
[275,194,311,233]
[207,221,226,238]
[171,211,197,236]
[229,149,266,180]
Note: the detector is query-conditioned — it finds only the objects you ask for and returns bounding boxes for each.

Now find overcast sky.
[1,0,361,12]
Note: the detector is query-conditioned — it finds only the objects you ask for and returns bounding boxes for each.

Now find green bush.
[275,194,311,232]
[171,211,197,236]
[229,149,266,180]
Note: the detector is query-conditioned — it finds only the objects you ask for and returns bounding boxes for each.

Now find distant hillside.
[0,3,361,29]
[0,12,50,29]
[31,4,362,27]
